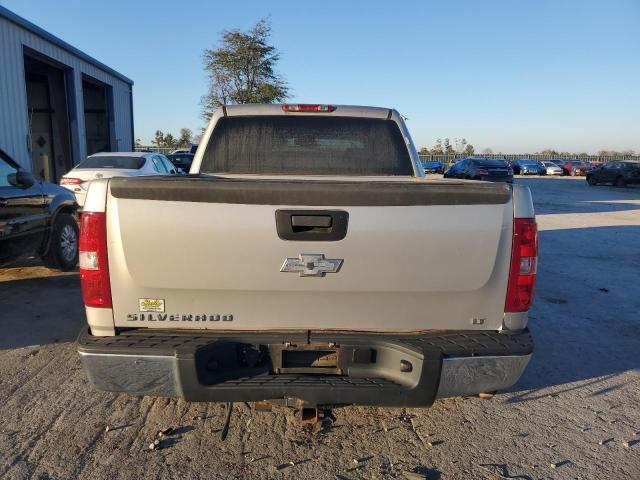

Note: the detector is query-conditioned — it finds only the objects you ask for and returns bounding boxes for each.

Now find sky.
[2,0,639,153]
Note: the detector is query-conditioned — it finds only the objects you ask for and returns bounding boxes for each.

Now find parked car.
[586,161,640,187]
[189,144,199,154]
[511,159,544,175]
[443,158,513,182]
[0,148,79,270]
[60,152,179,207]
[77,103,535,409]
[166,153,194,174]
[170,148,190,155]
[560,161,589,176]
[422,161,444,174]
[535,161,549,175]
[541,161,563,175]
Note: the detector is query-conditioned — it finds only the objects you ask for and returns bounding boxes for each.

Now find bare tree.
[443,138,455,154]
[431,138,443,155]
[454,137,468,153]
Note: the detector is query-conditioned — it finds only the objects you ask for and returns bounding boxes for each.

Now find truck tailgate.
[106,176,513,332]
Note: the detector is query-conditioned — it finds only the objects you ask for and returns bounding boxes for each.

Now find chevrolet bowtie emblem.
[280,254,343,277]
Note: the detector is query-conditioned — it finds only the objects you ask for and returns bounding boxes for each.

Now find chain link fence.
[134,146,183,154]
[135,146,638,166]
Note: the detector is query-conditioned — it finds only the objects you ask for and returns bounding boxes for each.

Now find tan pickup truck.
[77,104,536,408]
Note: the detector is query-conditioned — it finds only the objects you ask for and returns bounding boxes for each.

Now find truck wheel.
[42,213,79,271]
[614,176,626,188]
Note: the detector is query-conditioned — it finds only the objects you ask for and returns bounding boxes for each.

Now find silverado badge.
[280,254,343,277]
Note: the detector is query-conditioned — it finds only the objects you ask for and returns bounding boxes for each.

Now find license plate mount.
[272,343,341,375]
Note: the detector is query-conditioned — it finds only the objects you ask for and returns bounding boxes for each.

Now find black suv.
[587,161,640,187]
[444,158,514,183]
[165,153,194,174]
[0,148,79,270]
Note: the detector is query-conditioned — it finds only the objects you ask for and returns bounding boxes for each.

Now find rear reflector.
[505,218,538,312]
[60,177,83,185]
[79,212,112,308]
[282,104,336,112]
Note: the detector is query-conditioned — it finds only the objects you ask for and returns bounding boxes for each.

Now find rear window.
[473,159,508,167]
[76,156,145,169]
[167,154,193,165]
[200,116,413,175]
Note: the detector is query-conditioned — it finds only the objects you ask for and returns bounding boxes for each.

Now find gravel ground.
[0,177,638,479]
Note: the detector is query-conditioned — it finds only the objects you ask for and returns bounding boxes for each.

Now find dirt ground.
[0,177,638,480]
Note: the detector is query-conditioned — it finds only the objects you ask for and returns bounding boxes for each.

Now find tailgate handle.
[276,210,349,241]
[291,215,332,229]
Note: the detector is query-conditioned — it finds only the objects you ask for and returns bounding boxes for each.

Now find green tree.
[463,144,475,155]
[482,147,493,154]
[152,130,165,148]
[178,128,193,148]
[164,133,177,149]
[418,147,429,155]
[201,19,289,120]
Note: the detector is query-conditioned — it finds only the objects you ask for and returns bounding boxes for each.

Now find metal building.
[0,6,134,182]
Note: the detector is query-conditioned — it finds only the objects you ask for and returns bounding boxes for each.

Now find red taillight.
[79,212,112,308]
[282,104,336,112]
[476,168,489,175]
[61,177,83,185]
[505,218,538,312]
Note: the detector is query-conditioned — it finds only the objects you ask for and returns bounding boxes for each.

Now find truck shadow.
[507,224,640,402]
[0,268,84,349]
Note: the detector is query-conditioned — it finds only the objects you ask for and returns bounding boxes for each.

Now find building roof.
[0,5,133,85]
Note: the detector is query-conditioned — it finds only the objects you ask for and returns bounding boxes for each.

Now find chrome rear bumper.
[78,329,533,406]
[437,354,531,398]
